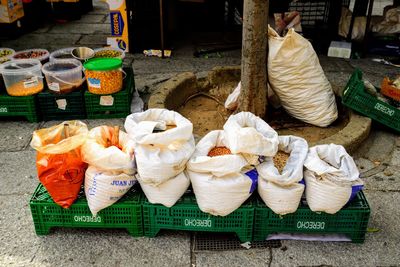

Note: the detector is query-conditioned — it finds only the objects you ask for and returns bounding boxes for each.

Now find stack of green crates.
[0,93,39,122]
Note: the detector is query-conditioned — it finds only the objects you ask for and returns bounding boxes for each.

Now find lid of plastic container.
[0,59,42,74]
[42,59,82,74]
[84,58,122,71]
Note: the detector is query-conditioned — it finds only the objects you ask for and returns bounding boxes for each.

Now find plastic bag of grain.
[257,135,308,215]
[187,130,258,216]
[82,126,136,215]
[304,144,363,214]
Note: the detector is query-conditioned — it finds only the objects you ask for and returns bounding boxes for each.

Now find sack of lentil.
[187,130,257,216]
[223,112,279,156]
[81,126,136,216]
[30,121,88,208]
[85,166,136,216]
[124,108,195,185]
[257,135,308,215]
[138,172,190,207]
[268,25,338,127]
[304,144,363,214]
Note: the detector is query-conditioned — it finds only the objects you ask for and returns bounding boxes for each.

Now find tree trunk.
[237,0,268,118]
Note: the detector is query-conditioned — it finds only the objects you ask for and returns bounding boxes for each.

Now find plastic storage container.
[12,49,50,63]
[0,48,15,64]
[42,59,84,94]
[49,47,76,62]
[0,59,44,96]
[84,58,124,94]
[93,47,125,60]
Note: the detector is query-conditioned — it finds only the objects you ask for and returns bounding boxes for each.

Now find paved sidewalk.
[1,1,400,266]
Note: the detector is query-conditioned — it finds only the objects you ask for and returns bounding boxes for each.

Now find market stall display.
[0,59,44,96]
[30,121,88,208]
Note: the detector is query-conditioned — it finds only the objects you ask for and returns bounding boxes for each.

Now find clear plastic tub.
[12,49,50,64]
[0,48,15,64]
[84,58,124,95]
[0,59,44,96]
[42,59,84,94]
[49,47,76,62]
[93,47,125,60]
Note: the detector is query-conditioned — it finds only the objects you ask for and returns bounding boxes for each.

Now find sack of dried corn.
[124,108,194,207]
[257,135,308,215]
[223,112,279,157]
[304,144,363,214]
[187,130,258,216]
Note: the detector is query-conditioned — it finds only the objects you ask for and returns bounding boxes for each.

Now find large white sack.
[304,144,363,214]
[85,166,136,216]
[125,108,195,185]
[187,130,257,216]
[257,135,308,215]
[223,112,279,156]
[268,25,338,127]
[138,172,190,207]
[82,126,135,174]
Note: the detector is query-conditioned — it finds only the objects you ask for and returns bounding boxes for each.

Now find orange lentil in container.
[208,146,232,157]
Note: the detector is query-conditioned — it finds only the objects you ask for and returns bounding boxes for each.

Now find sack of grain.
[304,144,363,214]
[223,112,279,156]
[138,172,190,207]
[268,25,338,127]
[124,108,195,185]
[257,135,308,215]
[85,166,136,216]
[187,130,257,216]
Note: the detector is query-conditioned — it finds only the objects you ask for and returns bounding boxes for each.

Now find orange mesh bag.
[30,121,88,208]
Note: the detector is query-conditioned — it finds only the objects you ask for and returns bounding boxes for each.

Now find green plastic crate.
[142,193,254,242]
[253,191,371,243]
[84,68,135,119]
[30,183,143,237]
[0,93,39,122]
[38,90,86,121]
[342,69,400,132]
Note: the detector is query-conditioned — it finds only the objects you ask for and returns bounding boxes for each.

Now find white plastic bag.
[224,82,241,110]
[304,144,363,214]
[268,25,338,127]
[125,108,195,185]
[82,126,135,174]
[257,135,308,215]
[187,130,257,216]
[138,172,190,207]
[85,166,136,216]
[223,112,279,156]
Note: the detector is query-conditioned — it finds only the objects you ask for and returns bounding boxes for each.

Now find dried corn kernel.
[6,79,44,96]
[208,146,232,157]
[85,69,123,95]
[273,151,290,173]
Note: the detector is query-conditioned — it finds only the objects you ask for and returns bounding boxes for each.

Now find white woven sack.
[268,25,338,127]
[187,130,257,216]
[304,144,362,214]
[85,166,136,216]
[125,108,195,185]
[138,172,190,207]
[82,126,135,174]
[258,179,304,215]
[257,135,308,215]
[223,112,279,156]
